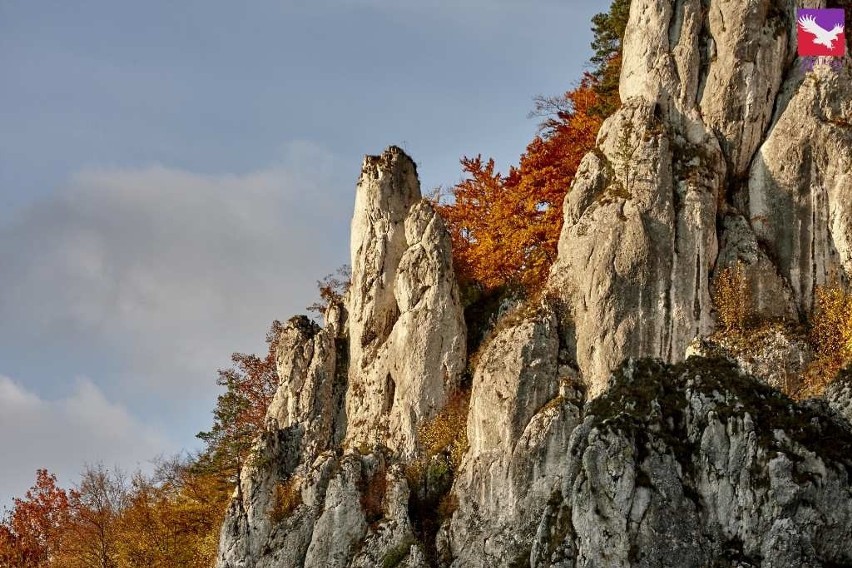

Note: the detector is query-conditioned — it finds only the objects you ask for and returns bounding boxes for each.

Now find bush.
[810,285,852,361]
[270,476,301,523]
[712,262,751,332]
[799,284,852,398]
[418,390,471,470]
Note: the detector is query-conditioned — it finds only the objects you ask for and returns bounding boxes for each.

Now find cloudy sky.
[0,0,602,504]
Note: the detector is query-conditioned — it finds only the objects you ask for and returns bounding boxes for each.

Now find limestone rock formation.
[548,99,722,397]
[217,147,466,568]
[215,1,852,566]
[346,147,467,458]
[530,358,852,568]
[445,303,582,566]
[748,62,852,313]
[685,325,813,393]
[549,0,852,394]
[825,368,852,424]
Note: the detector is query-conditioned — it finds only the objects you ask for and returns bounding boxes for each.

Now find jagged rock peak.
[346,146,466,458]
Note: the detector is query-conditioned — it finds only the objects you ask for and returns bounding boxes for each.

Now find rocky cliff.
[216,1,852,566]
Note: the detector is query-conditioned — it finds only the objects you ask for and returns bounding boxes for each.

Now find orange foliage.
[0,469,71,568]
[2,463,231,568]
[435,77,604,292]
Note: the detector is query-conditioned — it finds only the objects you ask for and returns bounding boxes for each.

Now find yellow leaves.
[810,284,852,361]
[800,284,852,398]
[113,469,231,568]
[270,477,302,524]
[712,262,751,332]
[418,389,471,469]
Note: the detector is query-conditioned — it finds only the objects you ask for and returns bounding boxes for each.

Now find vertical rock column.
[546,0,812,395]
[345,146,466,457]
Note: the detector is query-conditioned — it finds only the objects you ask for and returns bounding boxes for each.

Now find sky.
[0,0,603,505]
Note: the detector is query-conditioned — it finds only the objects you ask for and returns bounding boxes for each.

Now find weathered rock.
[218,444,425,568]
[217,308,348,568]
[216,1,852,565]
[549,98,722,396]
[345,147,467,457]
[825,368,852,425]
[530,358,852,567]
[714,214,799,322]
[549,0,852,394]
[698,0,792,176]
[216,425,307,568]
[446,304,583,566]
[266,311,347,460]
[748,62,852,313]
[685,324,813,393]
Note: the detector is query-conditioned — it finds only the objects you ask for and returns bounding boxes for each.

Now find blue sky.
[0,0,603,503]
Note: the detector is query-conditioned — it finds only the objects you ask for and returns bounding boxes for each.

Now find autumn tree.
[117,457,231,568]
[435,76,604,293]
[197,320,284,479]
[434,0,630,295]
[53,465,129,568]
[0,469,71,568]
[307,264,351,320]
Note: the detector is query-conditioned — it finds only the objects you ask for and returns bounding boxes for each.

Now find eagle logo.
[797,9,846,57]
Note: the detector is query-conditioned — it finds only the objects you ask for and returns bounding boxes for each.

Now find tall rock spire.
[345,146,466,457]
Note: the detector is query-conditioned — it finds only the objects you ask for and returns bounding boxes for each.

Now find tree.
[306,265,351,320]
[434,1,630,294]
[0,469,71,568]
[434,156,516,291]
[116,457,231,568]
[589,0,631,117]
[56,465,129,568]
[435,77,603,293]
[197,320,284,479]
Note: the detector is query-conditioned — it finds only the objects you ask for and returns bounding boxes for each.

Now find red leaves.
[435,77,605,293]
[0,469,71,567]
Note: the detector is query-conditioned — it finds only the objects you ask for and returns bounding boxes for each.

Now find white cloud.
[0,141,351,395]
[0,374,167,508]
[0,141,355,503]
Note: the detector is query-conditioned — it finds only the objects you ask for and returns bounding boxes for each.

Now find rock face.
[549,0,852,395]
[445,304,582,566]
[748,62,852,314]
[215,1,852,566]
[530,358,852,568]
[685,324,813,394]
[217,147,465,568]
[548,99,722,397]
